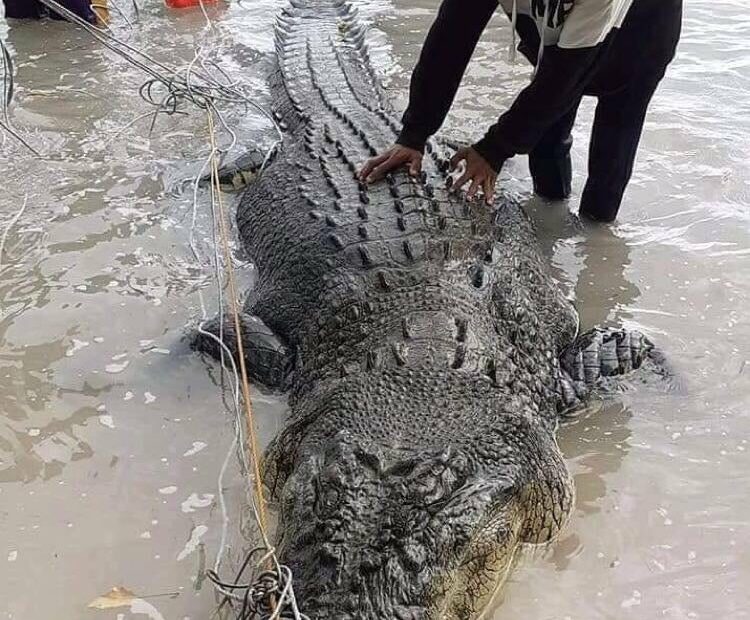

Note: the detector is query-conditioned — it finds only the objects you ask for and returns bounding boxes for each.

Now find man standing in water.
[360,0,682,222]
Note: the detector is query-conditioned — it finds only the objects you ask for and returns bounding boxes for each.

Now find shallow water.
[1,1,749,619]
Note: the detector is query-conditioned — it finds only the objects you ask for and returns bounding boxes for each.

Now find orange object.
[165,0,219,8]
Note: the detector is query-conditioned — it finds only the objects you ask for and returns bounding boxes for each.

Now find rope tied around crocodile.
[203,106,307,620]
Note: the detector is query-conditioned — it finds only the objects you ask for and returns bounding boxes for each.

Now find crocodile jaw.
[271,429,570,620]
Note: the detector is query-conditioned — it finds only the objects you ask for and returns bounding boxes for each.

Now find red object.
[165,0,218,8]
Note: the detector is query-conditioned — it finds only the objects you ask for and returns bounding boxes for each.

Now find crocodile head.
[275,428,572,619]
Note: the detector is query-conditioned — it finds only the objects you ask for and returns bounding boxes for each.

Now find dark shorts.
[3,0,97,23]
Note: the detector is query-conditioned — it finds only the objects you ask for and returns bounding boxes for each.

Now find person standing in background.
[2,0,100,24]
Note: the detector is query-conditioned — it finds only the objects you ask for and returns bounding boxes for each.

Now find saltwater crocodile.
[196,0,666,617]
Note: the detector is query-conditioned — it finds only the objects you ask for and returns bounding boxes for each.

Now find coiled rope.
[35,0,283,154]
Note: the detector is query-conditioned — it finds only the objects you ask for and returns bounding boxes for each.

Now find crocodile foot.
[557,327,678,416]
[191,312,292,390]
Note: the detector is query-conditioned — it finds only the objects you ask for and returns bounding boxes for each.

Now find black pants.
[2,0,96,22]
[520,0,682,222]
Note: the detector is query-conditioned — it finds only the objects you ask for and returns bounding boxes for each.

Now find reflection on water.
[0,6,283,620]
[1,0,750,619]
[523,196,641,329]
[572,225,640,330]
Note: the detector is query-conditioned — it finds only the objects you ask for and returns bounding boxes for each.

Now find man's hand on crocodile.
[450,146,497,205]
[359,144,423,184]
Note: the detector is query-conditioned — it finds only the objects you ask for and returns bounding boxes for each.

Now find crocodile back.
[236,0,577,431]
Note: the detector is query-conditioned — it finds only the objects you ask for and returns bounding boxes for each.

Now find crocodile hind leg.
[192,312,292,390]
[556,327,673,415]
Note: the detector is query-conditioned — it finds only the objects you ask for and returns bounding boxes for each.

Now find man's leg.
[579,74,663,223]
[513,11,581,202]
[580,0,682,222]
[529,101,581,201]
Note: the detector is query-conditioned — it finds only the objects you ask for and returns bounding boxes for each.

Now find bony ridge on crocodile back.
[193,0,671,616]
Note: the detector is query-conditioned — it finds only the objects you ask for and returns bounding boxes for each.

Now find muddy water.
[1,1,749,619]
[0,4,288,619]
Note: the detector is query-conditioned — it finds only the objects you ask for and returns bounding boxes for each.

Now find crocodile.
[195,0,667,617]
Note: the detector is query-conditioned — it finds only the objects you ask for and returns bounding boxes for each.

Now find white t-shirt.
[498,0,635,49]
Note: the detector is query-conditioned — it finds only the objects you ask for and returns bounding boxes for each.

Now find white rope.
[167,4,304,618]
[0,193,28,271]
[7,1,301,614]
[508,0,518,63]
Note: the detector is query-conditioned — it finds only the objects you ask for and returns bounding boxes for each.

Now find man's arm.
[472,45,601,170]
[397,0,499,151]
[473,0,620,171]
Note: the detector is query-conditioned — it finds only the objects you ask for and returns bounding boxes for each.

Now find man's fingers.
[361,151,425,183]
[359,159,378,181]
[451,170,471,193]
[368,155,401,183]
[408,157,423,177]
[359,154,388,181]
[483,176,495,205]
[466,177,482,202]
[450,147,469,170]
[359,153,389,181]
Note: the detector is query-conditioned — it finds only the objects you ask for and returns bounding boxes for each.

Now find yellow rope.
[206,109,269,538]
[91,0,110,26]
